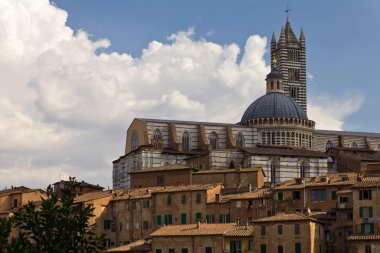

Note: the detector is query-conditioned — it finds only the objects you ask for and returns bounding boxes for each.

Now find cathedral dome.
[241,92,308,123]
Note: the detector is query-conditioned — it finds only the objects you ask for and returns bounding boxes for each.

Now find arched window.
[131,131,138,151]
[236,133,244,148]
[326,140,333,151]
[153,129,162,139]
[209,131,219,149]
[182,131,191,152]
[351,141,358,149]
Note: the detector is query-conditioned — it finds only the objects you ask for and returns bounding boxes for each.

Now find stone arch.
[235,132,245,148]
[209,131,219,149]
[153,128,162,139]
[351,141,358,149]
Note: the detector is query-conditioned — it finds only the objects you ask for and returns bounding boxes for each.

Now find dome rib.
[241,92,308,122]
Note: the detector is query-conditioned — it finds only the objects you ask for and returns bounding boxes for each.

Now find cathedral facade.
[113,20,380,189]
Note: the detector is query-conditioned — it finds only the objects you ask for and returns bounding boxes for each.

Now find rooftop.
[252,213,323,224]
[151,223,252,237]
[74,190,119,203]
[222,188,272,201]
[242,146,327,158]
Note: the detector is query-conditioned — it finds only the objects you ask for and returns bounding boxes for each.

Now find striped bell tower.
[271,18,307,113]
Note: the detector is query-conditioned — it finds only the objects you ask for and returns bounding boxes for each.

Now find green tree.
[1,178,106,253]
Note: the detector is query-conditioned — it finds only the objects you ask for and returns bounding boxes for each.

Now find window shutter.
[293,191,296,200]
[369,190,372,200]
[369,207,373,218]
[360,207,363,218]
[169,215,172,224]
[361,223,365,234]
[359,191,363,200]
[370,223,375,233]
[220,214,223,223]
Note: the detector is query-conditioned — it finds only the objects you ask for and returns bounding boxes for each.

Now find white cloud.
[308,91,364,130]
[307,72,314,82]
[0,0,364,188]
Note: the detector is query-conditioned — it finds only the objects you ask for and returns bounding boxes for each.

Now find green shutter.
[227,214,230,222]
[360,207,363,218]
[370,223,375,233]
[369,190,372,200]
[181,194,186,204]
[156,215,162,226]
[168,215,172,224]
[331,191,337,200]
[295,243,301,253]
[260,244,266,253]
[361,223,365,233]
[369,207,373,217]
[220,214,223,223]
[196,212,202,221]
[181,213,187,224]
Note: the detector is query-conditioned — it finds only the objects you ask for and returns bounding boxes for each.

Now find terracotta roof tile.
[74,190,119,203]
[252,213,323,224]
[347,234,380,241]
[222,189,272,200]
[224,225,255,237]
[337,189,352,194]
[274,173,358,190]
[106,239,150,252]
[352,177,380,188]
[151,223,236,236]
[152,184,222,194]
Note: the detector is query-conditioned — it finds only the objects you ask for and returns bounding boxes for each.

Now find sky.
[0,0,379,189]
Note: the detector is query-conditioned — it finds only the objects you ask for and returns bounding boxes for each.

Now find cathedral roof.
[284,19,299,44]
[241,92,308,122]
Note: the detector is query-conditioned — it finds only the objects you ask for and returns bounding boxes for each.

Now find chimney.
[196,220,201,229]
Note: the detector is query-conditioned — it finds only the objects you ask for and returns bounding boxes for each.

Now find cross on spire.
[285,4,292,20]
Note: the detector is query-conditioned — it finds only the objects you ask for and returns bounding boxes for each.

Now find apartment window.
[278,245,284,253]
[196,193,202,204]
[365,245,372,253]
[219,214,230,223]
[278,225,283,235]
[205,247,212,253]
[164,215,173,225]
[230,241,242,252]
[119,222,123,231]
[289,86,299,99]
[157,175,165,186]
[361,223,375,234]
[131,200,136,209]
[13,199,18,208]
[155,250,162,253]
[169,249,175,253]
[331,191,337,200]
[293,191,301,200]
[103,220,111,230]
[248,240,254,251]
[181,213,187,224]
[142,200,150,208]
[261,225,266,236]
[360,207,373,218]
[167,195,172,205]
[181,194,186,204]
[340,197,348,203]
[277,192,284,200]
[347,212,353,220]
[196,212,202,221]
[181,248,188,253]
[359,189,372,200]
[236,200,242,208]
[206,214,215,224]
[260,244,267,253]
[156,215,162,226]
[143,221,148,229]
[295,224,301,235]
[295,242,301,253]
[311,189,327,201]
